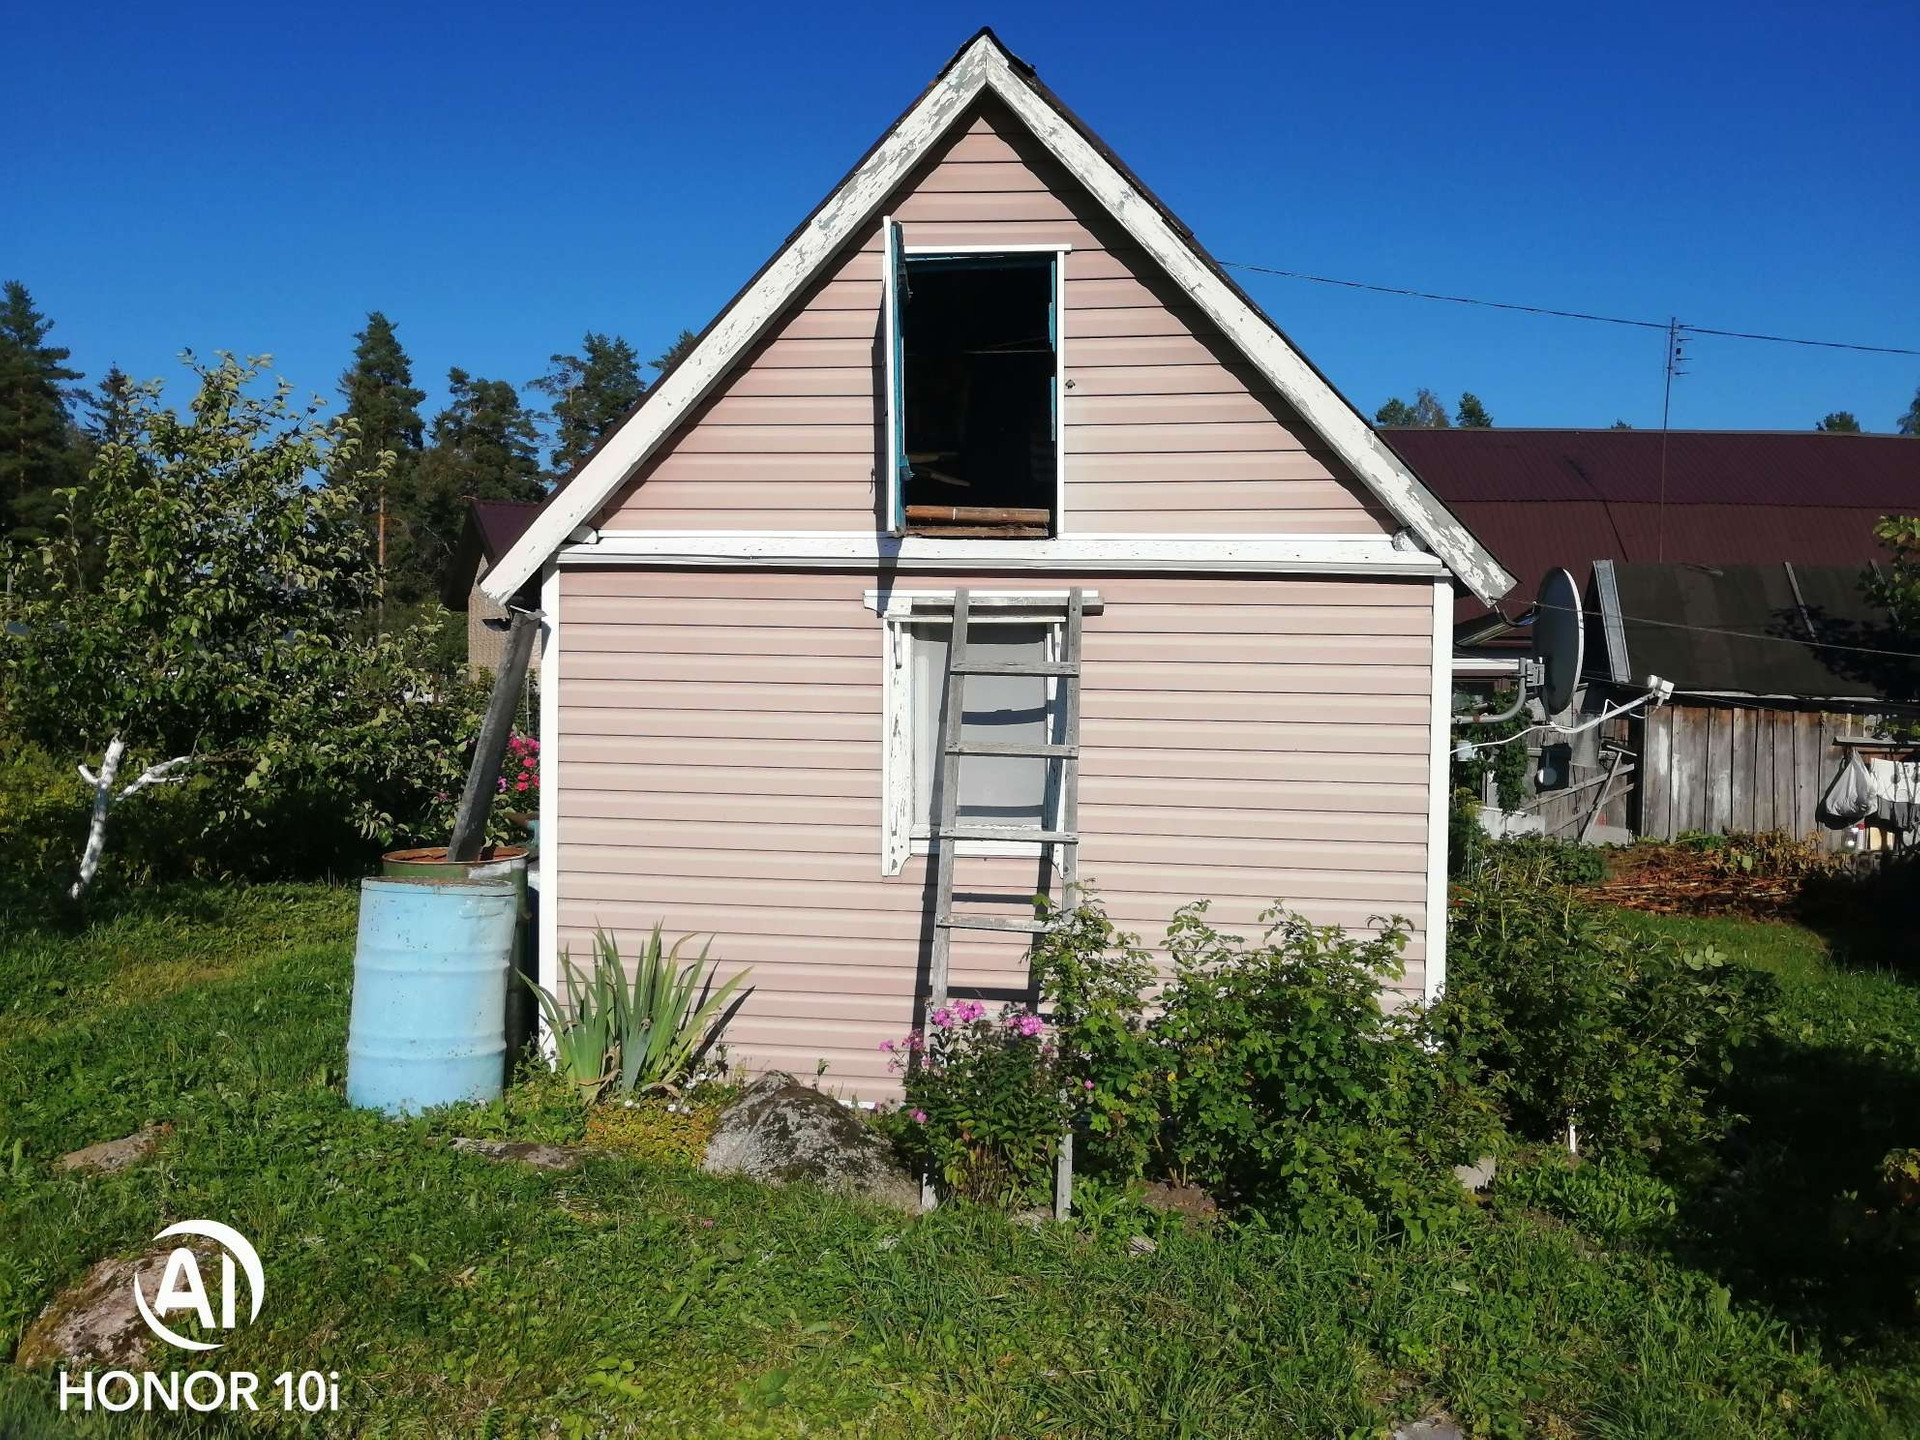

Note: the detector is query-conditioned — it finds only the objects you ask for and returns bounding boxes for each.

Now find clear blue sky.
[5,1,1916,436]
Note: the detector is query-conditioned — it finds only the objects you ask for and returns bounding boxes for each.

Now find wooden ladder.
[925,588,1084,1217]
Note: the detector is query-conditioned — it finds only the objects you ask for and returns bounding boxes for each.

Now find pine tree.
[532,332,645,477]
[337,312,426,596]
[650,328,699,381]
[1455,393,1494,428]
[1898,387,1920,438]
[1817,411,1862,433]
[0,281,85,545]
[399,369,544,602]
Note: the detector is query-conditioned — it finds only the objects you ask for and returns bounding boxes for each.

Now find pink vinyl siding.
[554,567,1437,1096]
[595,102,1392,537]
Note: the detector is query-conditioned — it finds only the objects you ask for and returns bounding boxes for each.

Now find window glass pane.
[910,622,1053,832]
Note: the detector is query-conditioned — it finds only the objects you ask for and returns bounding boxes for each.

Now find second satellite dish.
[1533,568,1585,717]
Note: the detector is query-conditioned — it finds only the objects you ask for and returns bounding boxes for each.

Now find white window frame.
[883,237,1073,535]
[869,589,1099,876]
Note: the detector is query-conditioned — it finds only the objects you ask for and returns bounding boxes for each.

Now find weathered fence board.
[1624,700,1875,847]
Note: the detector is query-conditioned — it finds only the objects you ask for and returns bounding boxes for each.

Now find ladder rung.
[936,915,1049,934]
[936,826,1079,843]
[948,660,1080,677]
[944,741,1077,758]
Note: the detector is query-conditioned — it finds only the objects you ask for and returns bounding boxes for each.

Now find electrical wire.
[1532,600,1920,663]
[1453,690,1665,754]
[1218,261,1920,358]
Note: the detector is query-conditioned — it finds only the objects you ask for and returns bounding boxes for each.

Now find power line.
[1218,261,1920,358]
[1533,599,1920,663]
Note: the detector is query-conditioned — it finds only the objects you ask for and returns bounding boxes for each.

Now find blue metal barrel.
[347,877,518,1116]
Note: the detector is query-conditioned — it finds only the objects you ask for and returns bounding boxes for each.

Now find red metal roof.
[1385,429,1920,621]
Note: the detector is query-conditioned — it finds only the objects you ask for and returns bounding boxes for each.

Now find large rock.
[14,1241,210,1370]
[703,1072,921,1213]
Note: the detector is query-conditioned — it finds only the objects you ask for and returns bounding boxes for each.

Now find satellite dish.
[1532,568,1585,717]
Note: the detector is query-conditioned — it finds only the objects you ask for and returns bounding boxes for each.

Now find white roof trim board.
[482,32,1514,607]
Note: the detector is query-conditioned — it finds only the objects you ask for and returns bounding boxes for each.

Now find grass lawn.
[1,887,1917,1437]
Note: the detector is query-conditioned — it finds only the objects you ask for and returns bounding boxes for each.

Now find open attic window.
[885,223,1059,537]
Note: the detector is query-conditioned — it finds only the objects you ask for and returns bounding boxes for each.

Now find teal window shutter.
[882,219,911,534]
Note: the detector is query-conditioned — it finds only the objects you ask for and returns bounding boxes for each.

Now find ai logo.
[132,1221,265,1351]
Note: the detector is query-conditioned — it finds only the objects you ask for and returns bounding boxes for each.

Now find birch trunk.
[71,737,192,900]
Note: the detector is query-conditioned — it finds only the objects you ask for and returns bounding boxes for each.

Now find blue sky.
[5,1,1916,436]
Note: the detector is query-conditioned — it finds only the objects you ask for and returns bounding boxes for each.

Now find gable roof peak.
[482,34,1513,605]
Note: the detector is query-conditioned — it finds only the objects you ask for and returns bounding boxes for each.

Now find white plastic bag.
[1823,751,1880,826]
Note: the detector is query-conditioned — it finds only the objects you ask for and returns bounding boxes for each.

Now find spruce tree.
[532,332,645,477]
[1817,411,1862,433]
[337,312,426,596]
[399,369,544,602]
[0,281,85,545]
[82,366,143,444]
[1455,392,1494,427]
[1898,387,1920,437]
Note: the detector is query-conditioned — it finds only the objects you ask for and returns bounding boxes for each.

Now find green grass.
[0,887,1917,1437]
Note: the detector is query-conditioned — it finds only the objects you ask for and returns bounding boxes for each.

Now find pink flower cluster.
[1005,1010,1046,1039]
[497,733,540,798]
[930,999,986,1029]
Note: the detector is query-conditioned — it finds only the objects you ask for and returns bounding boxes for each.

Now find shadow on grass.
[1671,1030,1920,1350]
[1795,850,1920,982]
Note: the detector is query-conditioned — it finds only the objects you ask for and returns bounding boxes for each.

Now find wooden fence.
[1634,702,1871,845]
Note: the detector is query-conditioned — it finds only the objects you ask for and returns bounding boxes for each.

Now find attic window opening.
[890,245,1059,536]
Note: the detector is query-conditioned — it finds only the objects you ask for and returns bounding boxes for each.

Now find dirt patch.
[1582,834,1842,920]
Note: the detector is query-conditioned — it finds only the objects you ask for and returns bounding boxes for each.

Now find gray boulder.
[56,1124,169,1176]
[450,1137,584,1172]
[14,1241,213,1370]
[703,1072,922,1213]
[1452,1154,1498,1194]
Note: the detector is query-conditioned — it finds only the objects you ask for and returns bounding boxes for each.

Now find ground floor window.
[877,595,1076,874]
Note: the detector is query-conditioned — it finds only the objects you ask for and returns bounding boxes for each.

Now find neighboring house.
[1388,428,1920,843]
[480,30,1513,1094]
[444,499,543,680]
[1589,560,1918,842]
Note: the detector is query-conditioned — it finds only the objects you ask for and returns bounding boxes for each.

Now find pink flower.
[1083,1079,1095,1090]
[909,1109,928,1124]
[514,780,529,792]
[955,999,985,1023]
[1004,1011,1045,1038]
[931,1007,954,1029]
[878,1039,896,1053]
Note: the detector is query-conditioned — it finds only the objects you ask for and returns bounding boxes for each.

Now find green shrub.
[0,732,86,921]
[1437,863,1776,1166]
[1478,834,1609,886]
[880,1001,1073,1207]
[1031,890,1165,1181]
[1152,903,1497,1236]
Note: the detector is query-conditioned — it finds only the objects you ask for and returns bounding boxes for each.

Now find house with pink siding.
[482,30,1514,1097]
